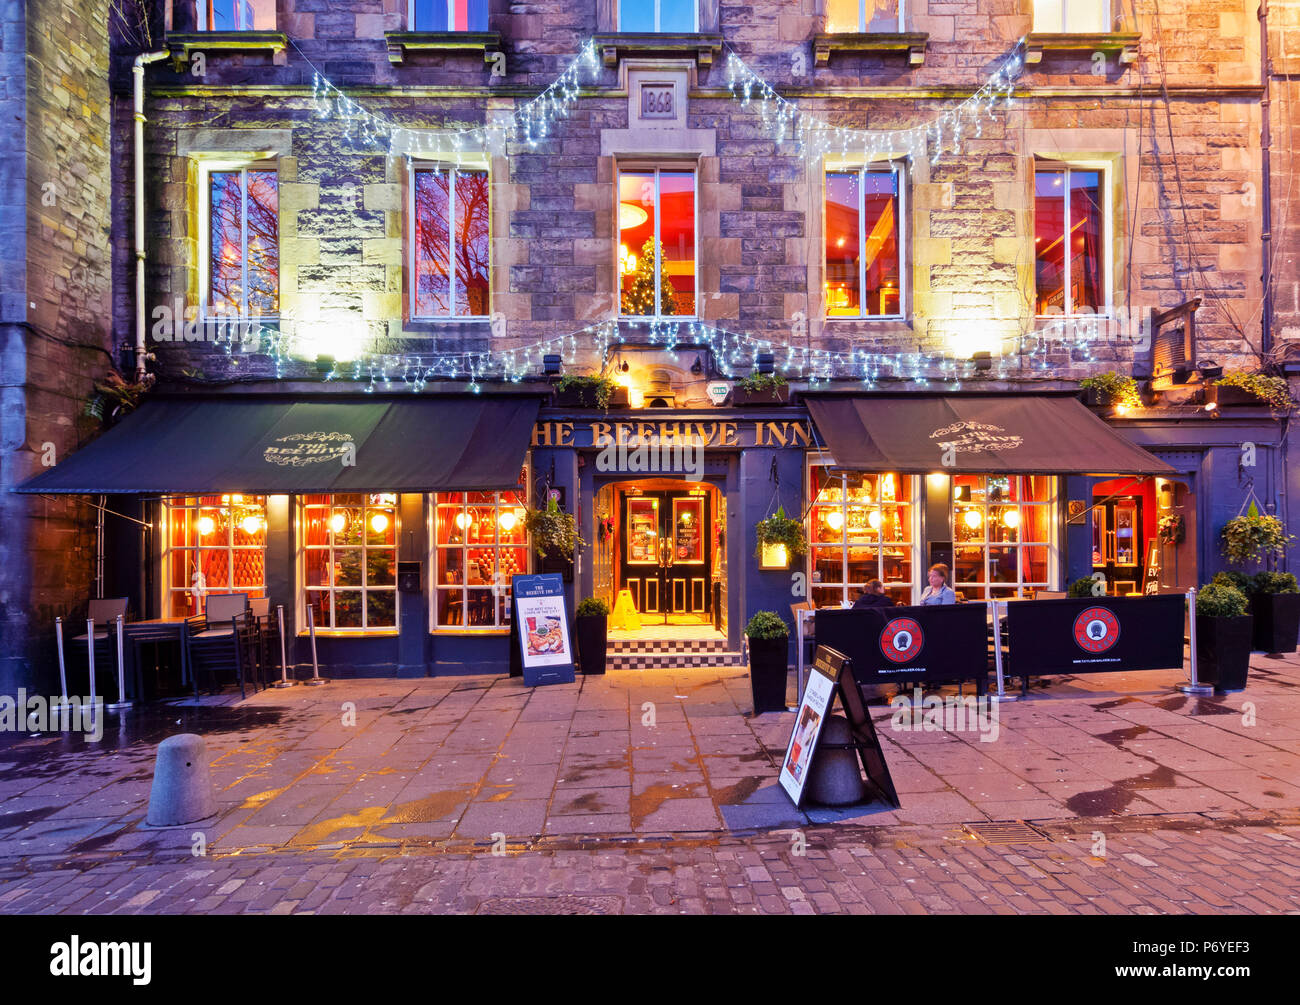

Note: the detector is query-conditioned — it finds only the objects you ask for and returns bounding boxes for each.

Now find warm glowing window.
[411,164,490,319]
[1034,163,1107,316]
[162,495,267,619]
[952,475,1055,600]
[411,0,489,30]
[826,0,902,32]
[301,494,399,630]
[433,469,529,629]
[197,0,276,30]
[619,0,697,32]
[205,166,278,319]
[807,461,916,607]
[825,165,904,318]
[618,167,696,318]
[1032,0,1110,32]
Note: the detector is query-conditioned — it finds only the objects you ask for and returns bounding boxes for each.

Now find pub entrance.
[592,478,725,631]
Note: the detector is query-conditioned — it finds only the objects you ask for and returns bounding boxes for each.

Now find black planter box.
[747,635,790,713]
[731,387,789,406]
[575,614,608,675]
[1250,592,1300,653]
[552,385,629,409]
[1196,614,1253,692]
[1205,384,1265,408]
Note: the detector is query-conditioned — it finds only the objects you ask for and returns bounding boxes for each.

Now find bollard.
[805,714,868,806]
[85,618,98,711]
[304,602,327,686]
[272,604,295,688]
[53,617,72,711]
[146,733,217,827]
[991,599,1018,702]
[106,614,132,712]
[1178,587,1212,695]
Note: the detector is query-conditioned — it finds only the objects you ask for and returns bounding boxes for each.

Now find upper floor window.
[826,0,902,33]
[825,165,904,319]
[619,0,698,33]
[619,167,696,319]
[203,165,278,319]
[411,162,490,319]
[1034,162,1108,317]
[411,0,489,31]
[198,0,276,31]
[1032,0,1109,33]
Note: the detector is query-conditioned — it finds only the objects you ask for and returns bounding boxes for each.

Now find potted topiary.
[1079,373,1141,411]
[745,610,790,714]
[1194,581,1252,692]
[1247,572,1300,654]
[731,372,789,406]
[574,597,610,675]
[1207,371,1295,412]
[524,497,585,582]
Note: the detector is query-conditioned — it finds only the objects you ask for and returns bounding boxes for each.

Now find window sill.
[1025,33,1141,65]
[431,628,511,636]
[166,31,288,70]
[384,31,503,64]
[813,32,929,67]
[593,32,724,68]
[296,629,399,638]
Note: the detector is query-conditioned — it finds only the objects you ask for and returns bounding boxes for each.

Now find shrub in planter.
[574,597,610,676]
[1068,576,1103,599]
[553,374,623,410]
[745,611,790,714]
[732,372,789,405]
[1212,371,1295,412]
[1194,581,1252,692]
[1079,373,1141,410]
[1247,571,1300,654]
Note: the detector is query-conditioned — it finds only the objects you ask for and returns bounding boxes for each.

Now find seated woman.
[919,563,956,605]
[851,579,897,610]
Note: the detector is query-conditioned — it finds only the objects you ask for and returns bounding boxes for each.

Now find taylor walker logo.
[890,688,1000,743]
[928,420,1024,453]
[263,431,355,467]
[1074,606,1120,653]
[50,937,151,985]
[0,690,102,742]
[879,617,924,663]
[595,435,703,480]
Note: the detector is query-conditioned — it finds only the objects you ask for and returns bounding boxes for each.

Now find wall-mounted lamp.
[1198,360,1223,380]
[543,354,562,376]
[971,351,992,372]
[759,541,790,570]
[315,354,335,375]
[691,355,703,375]
[756,352,775,375]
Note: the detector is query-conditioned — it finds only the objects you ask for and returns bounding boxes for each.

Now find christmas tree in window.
[621,238,677,316]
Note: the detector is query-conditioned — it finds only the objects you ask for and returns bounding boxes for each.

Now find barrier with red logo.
[814,605,990,688]
[1002,595,1185,678]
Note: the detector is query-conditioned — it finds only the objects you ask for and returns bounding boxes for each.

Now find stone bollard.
[806,714,867,806]
[147,733,217,827]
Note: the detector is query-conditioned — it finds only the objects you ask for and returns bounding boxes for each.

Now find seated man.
[851,579,897,610]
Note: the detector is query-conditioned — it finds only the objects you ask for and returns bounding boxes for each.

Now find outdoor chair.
[70,597,128,644]
[183,593,261,698]
[248,597,283,683]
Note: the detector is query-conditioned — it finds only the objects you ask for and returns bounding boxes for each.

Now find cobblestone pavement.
[1,651,1298,913]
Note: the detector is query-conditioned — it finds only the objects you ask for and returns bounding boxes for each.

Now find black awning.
[15,394,542,494]
[804,394,1174,475]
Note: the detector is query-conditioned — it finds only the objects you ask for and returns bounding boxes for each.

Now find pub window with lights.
[807,461,916,607]
[194,0,276,30]
[410,162,490,319]
[619,0,698,32]
[1034,161,1108,317]
[202,164,279,320]
[432,470,529,629]
[825,165,904,318]
[618,167,697,319]
[1031,0,1110,33]
[826,0,902,33]
[162,495,268,618]
[301,494,399,631]
[411,0,489,31]
[951,475,1055,600]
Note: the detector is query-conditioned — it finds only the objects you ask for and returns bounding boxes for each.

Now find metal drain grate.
[476,895,624,915]
[964,822,1052,845]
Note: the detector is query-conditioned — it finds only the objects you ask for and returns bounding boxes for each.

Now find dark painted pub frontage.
[17,380,1292,685]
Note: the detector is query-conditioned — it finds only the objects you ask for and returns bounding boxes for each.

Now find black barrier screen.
[815,604,989,686]
[1003,595,1185,676]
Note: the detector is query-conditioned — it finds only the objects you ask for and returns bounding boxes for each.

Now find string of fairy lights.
[247,35,1106,391]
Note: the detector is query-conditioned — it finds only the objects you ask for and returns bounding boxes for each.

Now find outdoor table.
[122,618,189,700]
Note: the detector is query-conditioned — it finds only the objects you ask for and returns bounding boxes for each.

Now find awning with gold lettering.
[15,393,543,494]
[804,393,1173,475]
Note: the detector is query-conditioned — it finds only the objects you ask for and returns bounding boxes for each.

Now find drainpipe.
[1259,0,1274,364]
[134,50,170,382]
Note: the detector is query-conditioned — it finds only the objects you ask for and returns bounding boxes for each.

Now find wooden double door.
[619,490,711,623]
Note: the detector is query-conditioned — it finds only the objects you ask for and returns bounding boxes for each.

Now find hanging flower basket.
[523,497,585,560]
[1221,512,1294,566]
[755,505,806,568]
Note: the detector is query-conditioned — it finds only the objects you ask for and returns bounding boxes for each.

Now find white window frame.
[1033,159,1113,319]
[617,165,699,321]
[408,157,492,322]
[161,495,268,618]
[408,0,489,32]
[197,0,266,31]
[950,474,1058,600]
[805,454,921,606]
[824,161,907,321]
[297,494,401,634]
[830,0,905,32]
[198,160,279,322]
[1032,0,1111,34]
[618,1,699,32]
